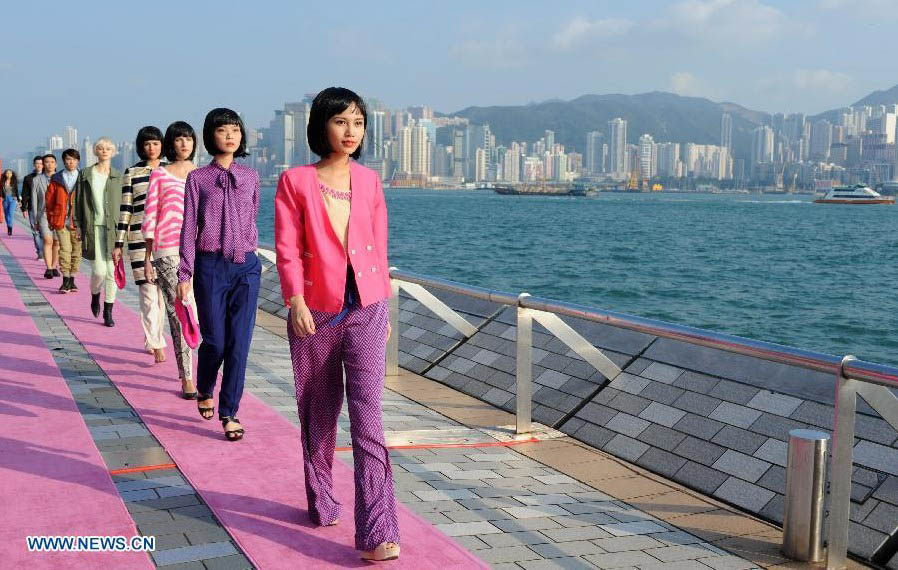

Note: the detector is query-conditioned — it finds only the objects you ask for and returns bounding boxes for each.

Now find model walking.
[178,108,260,442]
[274,87,399,561]
[144,121,197,399]
[1,169,18,236]
[113,127,168,360]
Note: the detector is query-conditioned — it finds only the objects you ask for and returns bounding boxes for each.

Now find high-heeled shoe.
[361,542,400,561]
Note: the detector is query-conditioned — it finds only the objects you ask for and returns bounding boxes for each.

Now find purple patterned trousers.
[287,299,400,551]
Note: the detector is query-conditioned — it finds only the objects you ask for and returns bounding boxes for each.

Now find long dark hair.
[2,169,17,189]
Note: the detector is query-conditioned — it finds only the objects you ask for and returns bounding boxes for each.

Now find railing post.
[516,293,532,434]
[826,355,858,570]
[386,271,400,377]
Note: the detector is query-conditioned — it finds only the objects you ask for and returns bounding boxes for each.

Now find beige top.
[319,182,351,250]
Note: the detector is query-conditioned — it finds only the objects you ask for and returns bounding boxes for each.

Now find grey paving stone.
[673,414,724,440]
[608,373,651,396]
[789,400,832,428]
[673,437,726,467]
[638,424,687,450]
[434,521,502,536]
[641,363,684,384]
[583,550,661,568]
[151,542,237,566]
[854,440,898,476]
[643,544,717,562]
[504,505,572,519]
[636,448,688,478]
[709,402,762,429]
[697,555,759,570]
[672,462,728,495]
[863,501,898,534]
[639,381,686,406]
[713,477,775,512]
[672,392,722,416]
[605,413,651,438]
[481,530,550,547]
[537,369,572,389]
[591,535,665,552]
[519,556,599,569]
[530,539,605,557]
[603,434,650,462]
[746,390,802,416]
[708,380,759,405]
[553,513,619,527]
[493,518,564,532]
[712,450,771,483]
[848,520,889,559]
[476,545,544,564]
[608,392,653,416]
[748,413,808,440]
[543,525,614,542]
[576,403,618,426]
[710,426,768,455]
[639,402,687,428]
[600,521,667,536]
[757,465,786,495]
[753,438,788,467]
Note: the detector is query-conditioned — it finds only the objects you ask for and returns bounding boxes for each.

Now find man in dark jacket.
[20,156,44,259]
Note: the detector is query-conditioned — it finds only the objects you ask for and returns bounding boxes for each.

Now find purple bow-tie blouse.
[178,161,260,283]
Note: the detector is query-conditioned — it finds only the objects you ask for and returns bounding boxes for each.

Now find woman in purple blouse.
[177,108,260,441]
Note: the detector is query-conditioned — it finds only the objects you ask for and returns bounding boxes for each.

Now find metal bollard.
[782,429,830,562]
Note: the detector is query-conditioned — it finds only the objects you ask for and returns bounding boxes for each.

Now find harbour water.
[258,188,898,366]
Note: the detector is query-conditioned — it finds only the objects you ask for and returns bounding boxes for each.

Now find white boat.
[813,184,895,204]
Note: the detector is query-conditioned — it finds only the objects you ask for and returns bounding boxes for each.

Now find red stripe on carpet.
[0,236,152,569]
[1,232,488,569]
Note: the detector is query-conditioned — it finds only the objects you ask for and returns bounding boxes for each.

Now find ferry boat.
[813,184,895,204]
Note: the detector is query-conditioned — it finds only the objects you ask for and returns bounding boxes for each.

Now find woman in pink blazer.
[274,87,399,562]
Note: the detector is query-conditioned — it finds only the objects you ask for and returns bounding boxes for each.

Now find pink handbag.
[175,298,200,349]
[114,257,126,289]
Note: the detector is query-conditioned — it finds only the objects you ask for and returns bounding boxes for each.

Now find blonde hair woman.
[75,137,123,326]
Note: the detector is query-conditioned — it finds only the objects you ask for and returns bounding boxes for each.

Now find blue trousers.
[2,196,14,231]
[27,210,43,257]
[193,251,261,419]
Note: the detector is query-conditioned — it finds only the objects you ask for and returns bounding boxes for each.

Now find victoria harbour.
[259,188,898,365]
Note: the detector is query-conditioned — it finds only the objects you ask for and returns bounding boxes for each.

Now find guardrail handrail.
[388,268,898,386]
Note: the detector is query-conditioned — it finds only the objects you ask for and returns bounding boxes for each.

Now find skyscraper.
[720,113,732,151]
[751,126,774,167]
[638,134,655,180]
[810,120,833,161]
[411,123,430,176]
[608,118,627,179]
[585,131,604,175]
[64,126,78,149]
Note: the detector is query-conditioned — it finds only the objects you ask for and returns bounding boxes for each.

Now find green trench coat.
[75,165,123,261]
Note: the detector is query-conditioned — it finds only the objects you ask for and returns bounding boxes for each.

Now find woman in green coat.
[76,137,122,327]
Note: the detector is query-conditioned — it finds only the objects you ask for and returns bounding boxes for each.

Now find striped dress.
[115,162,164,284]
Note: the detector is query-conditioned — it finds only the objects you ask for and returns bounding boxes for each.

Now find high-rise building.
[82,137,96,166]
[638,134,655,180]
[751,126,775,167]
[585,131,604,175]
[720,113,732,151]
[608,118,627,179]
[452,130,465,178]
[656,143,681,177]
[397,126,412,174]
[367,110,385,159]
[410,123,430,176]
[544,130,555,150]
[284,102,312,165]
[49,135,64,154]
[64,126,78,149]
[810,120,833,161]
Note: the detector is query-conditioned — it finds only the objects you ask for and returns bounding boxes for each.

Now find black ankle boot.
[103,302,115,327]
[59,277,70,293]
[91,293,101,317]
[69,278,78,292]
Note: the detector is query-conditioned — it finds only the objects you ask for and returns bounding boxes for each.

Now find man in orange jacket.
[45,149,82,292]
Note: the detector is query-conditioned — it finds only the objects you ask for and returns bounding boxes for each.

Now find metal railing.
[385,268,898,569]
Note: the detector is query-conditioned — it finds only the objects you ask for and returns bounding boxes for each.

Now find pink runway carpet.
[0,241,152,569]
[1,230,487,569]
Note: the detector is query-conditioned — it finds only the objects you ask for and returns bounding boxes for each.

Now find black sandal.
[197,394,214,420]
[221,416,244,442]
[181,379,197,400]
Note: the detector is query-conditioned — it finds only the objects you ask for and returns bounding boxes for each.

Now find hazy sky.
[1,0,894,158]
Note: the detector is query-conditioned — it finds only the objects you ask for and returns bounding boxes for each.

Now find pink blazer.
[274,161,391,313]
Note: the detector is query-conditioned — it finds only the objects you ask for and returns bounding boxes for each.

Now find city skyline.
[1,0,895,157]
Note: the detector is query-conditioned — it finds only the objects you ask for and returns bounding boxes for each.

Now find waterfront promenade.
[0,211,882,570]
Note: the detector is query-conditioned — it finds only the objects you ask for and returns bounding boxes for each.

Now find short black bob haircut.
[136,126,164,161]
[203,108,248,158]
[308,87,367,160]
[62,148,80,161]
[163,121,197,162]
